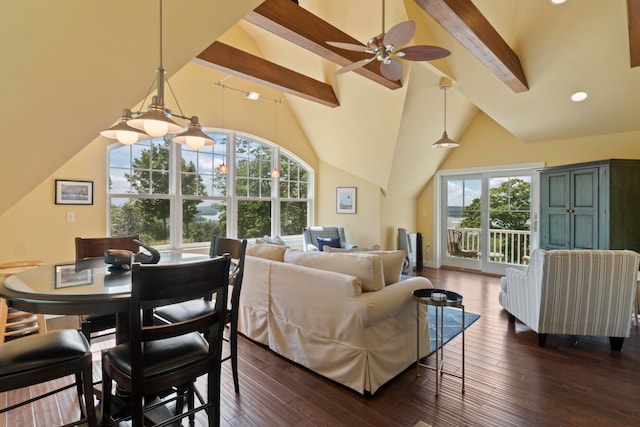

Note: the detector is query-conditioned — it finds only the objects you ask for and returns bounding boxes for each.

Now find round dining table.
[1,252,209,342]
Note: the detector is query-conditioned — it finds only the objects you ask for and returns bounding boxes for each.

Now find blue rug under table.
[427,306,480,354]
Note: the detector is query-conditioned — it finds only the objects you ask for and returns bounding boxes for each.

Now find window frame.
[107,128,313,249]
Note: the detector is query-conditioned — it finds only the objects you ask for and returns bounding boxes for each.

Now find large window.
[108,130,312,248]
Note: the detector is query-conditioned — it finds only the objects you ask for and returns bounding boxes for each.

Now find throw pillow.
[246,243,288,262]
[316,236,341,251]
[284,250,385,292]
[368,250,406,285]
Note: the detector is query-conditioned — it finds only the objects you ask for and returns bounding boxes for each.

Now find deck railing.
[454,228,531,265]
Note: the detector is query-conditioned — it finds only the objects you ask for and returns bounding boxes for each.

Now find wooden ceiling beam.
[244,0,402,90]
[196,41,340,108]
[628,0,640,67]
[414,0,529,93]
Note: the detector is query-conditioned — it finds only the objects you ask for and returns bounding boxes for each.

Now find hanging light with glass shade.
[101,0,213,150]
[431,78,459,148]
[218,84,229,174]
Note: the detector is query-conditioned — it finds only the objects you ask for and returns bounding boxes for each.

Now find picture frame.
[55,264,93,288]
[336,187,356,214]
[55,179,93,205]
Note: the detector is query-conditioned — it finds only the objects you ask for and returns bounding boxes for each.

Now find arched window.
[107,130,313,248]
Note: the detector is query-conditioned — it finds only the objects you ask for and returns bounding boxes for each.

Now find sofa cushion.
[284,250,385,292]
[368,250,406,285]
[316,236,341,251]
[324,248,404,285]
[246,243,287,262]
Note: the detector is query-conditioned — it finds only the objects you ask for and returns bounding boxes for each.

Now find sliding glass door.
[440,168,535,275]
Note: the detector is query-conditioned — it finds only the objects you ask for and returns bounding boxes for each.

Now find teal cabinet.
[539,159,640,252]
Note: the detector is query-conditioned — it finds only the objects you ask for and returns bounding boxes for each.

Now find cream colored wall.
[316,161,382,250]
[417,112,640,262]
[0,140,111,264]
[380,192,417,251]
[0,63,318,265]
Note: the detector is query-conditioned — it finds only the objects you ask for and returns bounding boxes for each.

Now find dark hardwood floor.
[2,267,639,426]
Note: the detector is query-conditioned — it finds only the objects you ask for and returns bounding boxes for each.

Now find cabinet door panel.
[573,214,596,249]
[571,168,598,249]
[548,174,568,208]
[540,172,571,249]
[547,213,569,248]
[572,169,597,208]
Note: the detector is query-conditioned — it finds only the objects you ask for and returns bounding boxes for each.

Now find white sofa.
[237,245,433,394]
[499,249,640,350]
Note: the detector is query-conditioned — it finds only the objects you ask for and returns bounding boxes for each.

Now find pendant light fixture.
[431,78,459,148]
[101,0,213,150]
[218,84,228,174]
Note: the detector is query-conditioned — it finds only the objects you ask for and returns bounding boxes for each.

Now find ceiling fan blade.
[380,59,403,81]
[336,57,376,75]
[395,45,451,61]
[326,41,369,53]
[383,20,416,49]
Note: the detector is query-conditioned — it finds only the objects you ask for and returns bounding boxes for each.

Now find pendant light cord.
[382,0,385,33]
[159,0,163,69]
[443,86,447,132]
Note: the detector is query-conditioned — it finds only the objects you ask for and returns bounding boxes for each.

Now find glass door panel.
[443,177,481,269]
[487,175,532,266]
[440,170,533,275]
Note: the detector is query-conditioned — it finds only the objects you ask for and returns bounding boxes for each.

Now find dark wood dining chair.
[154,236,247,393]
[74,235,141,342]
[101,255,230,427]
[0,328,98,427]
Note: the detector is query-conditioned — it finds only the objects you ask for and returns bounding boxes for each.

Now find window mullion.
[171,142,182,249]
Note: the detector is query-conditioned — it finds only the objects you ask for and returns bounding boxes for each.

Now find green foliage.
[461,178,530,230]
[110,137,310,245]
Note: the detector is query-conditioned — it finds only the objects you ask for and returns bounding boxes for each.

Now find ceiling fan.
[326,0,450,81]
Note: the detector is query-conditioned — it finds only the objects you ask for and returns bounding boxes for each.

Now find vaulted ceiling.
[1,0,638,216]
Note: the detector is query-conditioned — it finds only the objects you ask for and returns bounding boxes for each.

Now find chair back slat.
[129,255,230,349]
[75,235,140,259]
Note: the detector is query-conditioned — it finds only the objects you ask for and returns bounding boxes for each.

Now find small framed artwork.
[55,180,93,205]
[336,187,356,214]
[55,264,93,288]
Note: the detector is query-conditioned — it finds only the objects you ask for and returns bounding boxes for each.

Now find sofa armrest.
[500,251,544,329]
[358,277,432,324]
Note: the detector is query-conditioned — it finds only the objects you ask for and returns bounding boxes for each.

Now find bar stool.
[0,260,47,344]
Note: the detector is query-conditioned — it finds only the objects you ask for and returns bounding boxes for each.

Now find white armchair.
[302,226,357,251]
[499,249,640,350]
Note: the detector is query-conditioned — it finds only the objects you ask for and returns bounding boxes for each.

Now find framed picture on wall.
[336,187,356,214]
[55,179,93,205]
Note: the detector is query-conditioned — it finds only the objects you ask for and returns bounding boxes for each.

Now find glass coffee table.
[413,288,465,396]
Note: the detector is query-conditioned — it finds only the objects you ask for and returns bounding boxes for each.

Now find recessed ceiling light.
[571,91,588,102]
[550,0,567,4]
